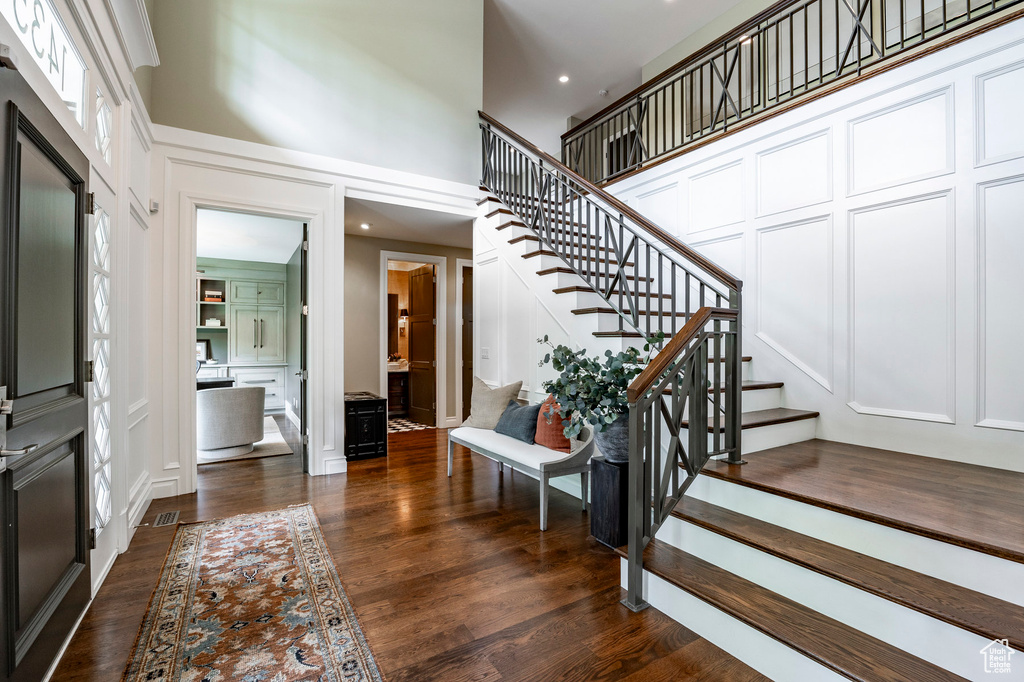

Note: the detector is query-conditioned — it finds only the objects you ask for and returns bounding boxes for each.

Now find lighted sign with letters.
[1,0,86,125]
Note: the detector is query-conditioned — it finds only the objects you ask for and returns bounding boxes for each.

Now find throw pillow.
[494,400,542,444]
[534,395,571,453]
[462,377,523,429]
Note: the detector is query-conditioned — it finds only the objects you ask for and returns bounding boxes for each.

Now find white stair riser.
[688,475,1024,606]
[621,559,849,682]
[656,514,1014,680]
[735,417,816,453]
[681,387,781,414]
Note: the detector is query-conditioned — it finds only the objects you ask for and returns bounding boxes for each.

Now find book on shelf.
[203,297,223,302]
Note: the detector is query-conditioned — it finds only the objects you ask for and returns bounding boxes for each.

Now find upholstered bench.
[447,425,595,531]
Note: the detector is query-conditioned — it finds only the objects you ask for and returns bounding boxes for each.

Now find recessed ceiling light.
[360,223,370,230]
[559,75,569,83]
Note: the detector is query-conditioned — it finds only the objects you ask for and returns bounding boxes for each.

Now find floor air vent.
[153,511,180,527]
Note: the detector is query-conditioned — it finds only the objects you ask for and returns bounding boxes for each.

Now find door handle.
[260,319,265,348]
[1,444,37,457]
[253,319,257,348]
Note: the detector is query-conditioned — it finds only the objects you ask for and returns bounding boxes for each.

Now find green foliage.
[537,331,664,439]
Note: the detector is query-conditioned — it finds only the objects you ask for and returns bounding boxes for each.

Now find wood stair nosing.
[620,540,968,682]
[672,497,1024,651]
[495,219,527,231]
[551,285,674,299]
[659,380,783,396]
[535,266,654,282]
[508,233,601,248]
[476,196,500,206]
[487,207,590,231]
[522,250,634,267]
[681,407,819,432]
[486,208,515,220]
[571,306,688,318]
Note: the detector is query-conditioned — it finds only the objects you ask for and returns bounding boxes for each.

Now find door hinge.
[303,240,309,251]
[300,370,309,381]
[302,434,308,445]
[88,528,97,550]
[432,277,436,283]
[302,304,309,316]
[432,360,436,368]
[85,192,97,215]
[84,360,94,382]
[432,318,436,325]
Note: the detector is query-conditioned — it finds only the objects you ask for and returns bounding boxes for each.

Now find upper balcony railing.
[561,0,1024,184]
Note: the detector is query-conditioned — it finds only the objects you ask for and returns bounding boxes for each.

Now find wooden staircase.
[476,116,1023,680]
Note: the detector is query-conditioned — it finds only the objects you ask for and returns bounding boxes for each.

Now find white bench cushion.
[450,427,571,470]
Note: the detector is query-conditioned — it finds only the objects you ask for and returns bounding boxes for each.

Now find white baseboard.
[128,473,153,540]
[150,476,179,499]
[444,415,461,428]
[285,403,301,430]
[323,457,348,475]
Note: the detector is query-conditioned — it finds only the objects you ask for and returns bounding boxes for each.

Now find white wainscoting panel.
[976,62,1024,166]
[501,262,533,392]
[848,89,953,195]
[693,233,745,282]
[474,249,501,388]
[977,177,1024,430]
[128,213,149,407]
[849,194,954,422]
[757,131,832,217]
[636,183,680,234]
[757,217,833,389]
[688,161,744,234]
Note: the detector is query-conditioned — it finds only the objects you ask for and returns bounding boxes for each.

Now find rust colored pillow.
[535,395,571,453]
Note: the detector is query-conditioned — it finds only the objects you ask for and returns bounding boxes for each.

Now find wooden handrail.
[479,111,742,293]
[626,307,737,402]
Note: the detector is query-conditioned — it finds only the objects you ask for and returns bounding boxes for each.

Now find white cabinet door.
[229,306,259,363]
[257,307,285,363]
[229,367,286,410]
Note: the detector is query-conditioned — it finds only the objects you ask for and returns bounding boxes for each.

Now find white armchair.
[197,387,266,462]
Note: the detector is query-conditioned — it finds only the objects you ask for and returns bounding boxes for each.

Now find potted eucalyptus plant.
[537,333,662,463]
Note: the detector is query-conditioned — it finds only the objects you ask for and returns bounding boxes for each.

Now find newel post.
[622,402,649,612]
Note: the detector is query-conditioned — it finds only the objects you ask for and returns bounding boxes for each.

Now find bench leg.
[447,438,454,477]
[580,471,589,511]
[540,473,549,531]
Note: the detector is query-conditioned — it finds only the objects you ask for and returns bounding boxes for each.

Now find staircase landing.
[704,439,1024,563]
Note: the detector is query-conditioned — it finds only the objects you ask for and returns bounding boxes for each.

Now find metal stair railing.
[480,112,744,611]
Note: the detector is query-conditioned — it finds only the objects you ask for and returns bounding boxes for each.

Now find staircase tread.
[661,380,781,395]
[551,286,671,299]
[536,266,653,281]
[704,439,1024,564]
[673,497,1024,650]
[495,219,526,230]
[485,208,514,219]
[508,233,599,246]
[634,540,968,682]
[682,408,818,431]
[572,307,687,318]
[522,250,634,266]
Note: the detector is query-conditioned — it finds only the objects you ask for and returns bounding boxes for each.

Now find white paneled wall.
[604,20,1024,471]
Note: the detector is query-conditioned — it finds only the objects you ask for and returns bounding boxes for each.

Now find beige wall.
[641,0,776,84]
[344,235,471,417]
[147,0,483,184]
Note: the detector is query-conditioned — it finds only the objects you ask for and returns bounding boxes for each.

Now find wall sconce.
[399,308,409,336]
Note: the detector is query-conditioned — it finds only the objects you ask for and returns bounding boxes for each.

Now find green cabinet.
[229,305,285,363]
[231,280,285,306]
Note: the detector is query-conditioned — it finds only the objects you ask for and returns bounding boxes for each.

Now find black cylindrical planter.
[590,455,629,548]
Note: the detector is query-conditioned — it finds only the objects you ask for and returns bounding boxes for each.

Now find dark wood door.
[0,68,91,682]
[407,264,435,426]
[461,266,473,422]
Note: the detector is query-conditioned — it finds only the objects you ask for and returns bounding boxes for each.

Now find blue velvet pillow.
[494,400,541,444]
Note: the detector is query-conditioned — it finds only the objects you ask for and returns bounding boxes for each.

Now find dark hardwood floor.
[52,428,766,681]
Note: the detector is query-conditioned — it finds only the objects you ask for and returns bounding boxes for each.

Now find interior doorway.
[383,257,440,430]
[457,260,473,422]
[193,208,310,471]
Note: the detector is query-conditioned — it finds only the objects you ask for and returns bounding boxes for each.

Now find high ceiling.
[483,0,744,154]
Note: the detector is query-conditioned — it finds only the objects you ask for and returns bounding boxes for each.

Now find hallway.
[52,430,765,681]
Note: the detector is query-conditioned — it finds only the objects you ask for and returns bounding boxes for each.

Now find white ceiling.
[345,198,473,249]
[483,0,744,153]
[196,209,304,264]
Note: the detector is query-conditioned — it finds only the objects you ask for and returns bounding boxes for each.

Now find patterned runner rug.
[122,505,384,681]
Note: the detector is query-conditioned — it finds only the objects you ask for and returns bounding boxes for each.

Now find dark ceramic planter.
[594,414,629,463]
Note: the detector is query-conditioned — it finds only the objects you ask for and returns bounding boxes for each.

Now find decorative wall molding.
[756,129,833,218]
[687,160,744,235]
[974,60,1024,168]
[846,87,955,197]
